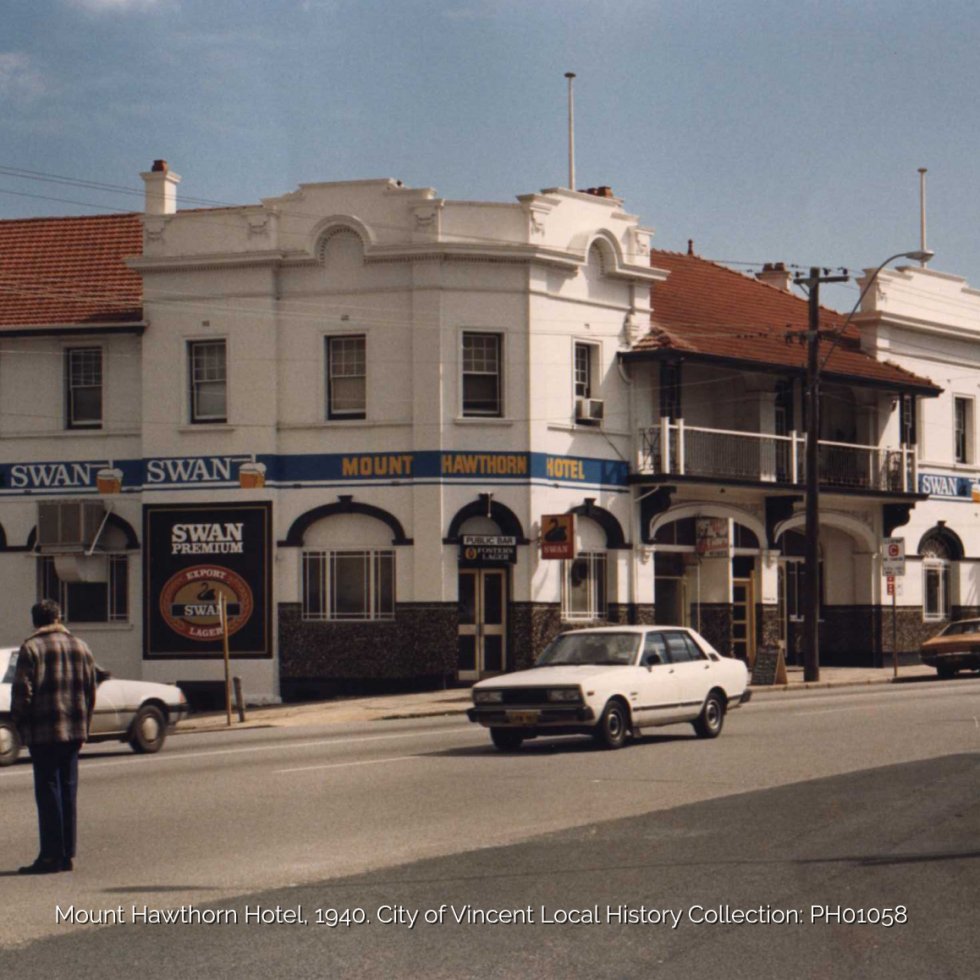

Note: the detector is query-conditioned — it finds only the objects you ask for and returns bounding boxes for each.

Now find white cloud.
[0,52,45,101]
[67,0,166,12]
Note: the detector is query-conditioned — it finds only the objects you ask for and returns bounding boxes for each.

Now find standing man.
[12,599,96,875]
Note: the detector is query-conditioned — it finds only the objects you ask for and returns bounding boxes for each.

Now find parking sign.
[882,537,905,577]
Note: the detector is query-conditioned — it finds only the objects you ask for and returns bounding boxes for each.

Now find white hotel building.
[0,165,660,702]
[0,162,976,702]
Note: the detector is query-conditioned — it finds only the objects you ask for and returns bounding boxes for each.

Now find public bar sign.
[143,502,272,659]
[458,535,517,566]
[882,537,905,577]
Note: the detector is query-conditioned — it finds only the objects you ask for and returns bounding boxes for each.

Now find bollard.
[233,676,246,723]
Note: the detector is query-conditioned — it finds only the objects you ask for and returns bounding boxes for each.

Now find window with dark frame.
[954,397,971,463]
[37,554,128,623]
[189,340,227,423]
[574,342,593,399]
[462,332,502,417]
[659,361,682,421]
[326,335,366,419]
[900,394,917,446]
[65,347,103,429]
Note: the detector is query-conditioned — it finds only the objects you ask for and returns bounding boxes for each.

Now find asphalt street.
[1,677,977,978]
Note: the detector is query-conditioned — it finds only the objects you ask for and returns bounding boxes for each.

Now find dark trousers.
[29,741,82,862]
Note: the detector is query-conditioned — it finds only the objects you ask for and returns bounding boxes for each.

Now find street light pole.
[799,267,847,683]
[794,250,934,684]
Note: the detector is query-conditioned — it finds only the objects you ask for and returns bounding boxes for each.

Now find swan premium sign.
[143,502,272,659]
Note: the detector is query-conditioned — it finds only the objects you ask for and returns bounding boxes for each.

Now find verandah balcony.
[638,419,916,493]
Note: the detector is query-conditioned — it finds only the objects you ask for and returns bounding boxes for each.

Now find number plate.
[506,710,540,725]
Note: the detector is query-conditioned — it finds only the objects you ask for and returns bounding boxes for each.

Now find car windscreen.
[941,620,980,636]
[536,632,640,666]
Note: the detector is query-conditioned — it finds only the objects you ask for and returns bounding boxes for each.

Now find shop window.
[920,534,953,622]
[326,334,366,419]
[188,339,227,423]
[561,552,607,622]
[302,550,395,622]
[37,554,128,624]
[462,332,502,417]
[922,561,950,622]
[65,347,103,429]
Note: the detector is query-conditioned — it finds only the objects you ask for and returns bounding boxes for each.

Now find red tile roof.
[632,249,939,392]
[0,212,143,328]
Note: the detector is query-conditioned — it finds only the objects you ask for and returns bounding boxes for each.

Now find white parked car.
[467,626,751,751]
[0,646,189,766]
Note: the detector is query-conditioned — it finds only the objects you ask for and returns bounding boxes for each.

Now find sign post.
[219,593,232,726]
[882,538,906,678]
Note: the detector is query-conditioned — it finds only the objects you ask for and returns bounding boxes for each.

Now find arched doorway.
[650,510,762,663]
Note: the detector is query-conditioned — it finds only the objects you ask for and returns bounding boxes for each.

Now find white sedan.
[0,647,189,766]
[467,626,751,751]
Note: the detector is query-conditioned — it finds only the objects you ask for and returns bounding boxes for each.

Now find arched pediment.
[649,502,766,549]
[568,500,628,549]
[773,511,876,552]
[918,525,964,560]
[282,497,411,547]
[445,498,527,544]
[312,215,375,260]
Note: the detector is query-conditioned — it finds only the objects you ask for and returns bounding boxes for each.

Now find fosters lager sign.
[143,503,272,659]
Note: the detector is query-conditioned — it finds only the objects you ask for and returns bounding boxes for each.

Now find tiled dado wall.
[278,601,656,697]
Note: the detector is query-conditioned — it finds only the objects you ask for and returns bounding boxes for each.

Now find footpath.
[177,663,938,735]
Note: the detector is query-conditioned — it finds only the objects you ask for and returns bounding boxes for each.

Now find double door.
[457,569,507,681]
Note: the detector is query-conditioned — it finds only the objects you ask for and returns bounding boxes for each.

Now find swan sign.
[143,503,272,659]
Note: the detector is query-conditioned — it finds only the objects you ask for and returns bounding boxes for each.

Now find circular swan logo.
[159,565,254,642]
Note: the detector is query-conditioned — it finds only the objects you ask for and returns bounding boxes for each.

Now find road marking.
[276,754,421,774]
[0,725,482,778]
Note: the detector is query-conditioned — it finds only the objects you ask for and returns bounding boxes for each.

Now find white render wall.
[130,178,661,697]
[858,264,980,616]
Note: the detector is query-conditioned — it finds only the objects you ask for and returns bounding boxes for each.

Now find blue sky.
[3,0,979,310]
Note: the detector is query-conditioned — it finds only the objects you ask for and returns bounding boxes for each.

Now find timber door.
[457,569,507,681]
[732,577,756,666]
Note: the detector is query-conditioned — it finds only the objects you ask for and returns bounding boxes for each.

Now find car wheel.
[936,665,957,680]
[129,705,166,754]
[490,728,524,752]
[593,700,629,750]
[693,690,726,739]
[0,720,21,767]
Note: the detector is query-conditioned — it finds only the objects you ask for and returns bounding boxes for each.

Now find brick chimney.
[756,262,793,292]
[140,159,181,215]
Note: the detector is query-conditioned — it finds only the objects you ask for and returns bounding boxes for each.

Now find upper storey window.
[326,335,366,420]
[462,332,502,417]
[189,339,227,423]
[65,347,103,429]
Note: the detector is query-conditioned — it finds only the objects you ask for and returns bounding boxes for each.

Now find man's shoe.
[17,857,62,875]
[61,858,74,872]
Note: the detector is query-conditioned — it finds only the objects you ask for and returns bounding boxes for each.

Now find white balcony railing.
[638,419,916,493]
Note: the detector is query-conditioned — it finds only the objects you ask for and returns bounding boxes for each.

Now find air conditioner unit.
[575,397,604,423]
[37,501,106,551]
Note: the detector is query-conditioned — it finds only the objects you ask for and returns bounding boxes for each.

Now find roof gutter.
[617,348,942,397]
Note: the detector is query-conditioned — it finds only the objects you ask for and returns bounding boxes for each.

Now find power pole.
[793,267,848,682]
